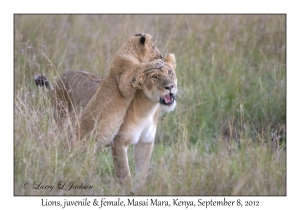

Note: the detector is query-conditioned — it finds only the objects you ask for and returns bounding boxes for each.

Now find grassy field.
[14,15,286,195]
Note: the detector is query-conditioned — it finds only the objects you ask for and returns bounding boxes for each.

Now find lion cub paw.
[152,59,164,69]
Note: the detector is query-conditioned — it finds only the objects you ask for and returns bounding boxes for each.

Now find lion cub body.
[79,33,163,146]
[35,71,100,126]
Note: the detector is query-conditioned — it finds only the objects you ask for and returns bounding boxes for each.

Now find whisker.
[176,86,187,98]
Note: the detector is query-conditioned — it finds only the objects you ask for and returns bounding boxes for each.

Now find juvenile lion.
[79,33,163,146]
[112,54,177,194]
[35,33,163,137]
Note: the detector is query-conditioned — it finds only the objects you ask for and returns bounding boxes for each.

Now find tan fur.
[111,54,177,194]
[35,53,177,195]
[79,33,164,146]
[35,71,101,126]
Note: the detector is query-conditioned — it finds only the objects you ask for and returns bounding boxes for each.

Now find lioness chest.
[122,104,160,146]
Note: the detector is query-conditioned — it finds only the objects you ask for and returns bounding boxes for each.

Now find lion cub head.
[133,32,163,62]
[132,54,177,112]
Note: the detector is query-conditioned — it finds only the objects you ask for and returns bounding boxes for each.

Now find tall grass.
[14,15,286,195]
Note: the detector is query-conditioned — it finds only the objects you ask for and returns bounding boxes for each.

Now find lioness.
[112,54,177,194]
[79,33,164,146]
[35,54,177,195]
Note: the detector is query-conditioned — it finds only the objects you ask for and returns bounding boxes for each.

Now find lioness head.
[134,32,163,62]
[132,54,177,112]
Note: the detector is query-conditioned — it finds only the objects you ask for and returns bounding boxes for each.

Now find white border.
[3,1,297,209]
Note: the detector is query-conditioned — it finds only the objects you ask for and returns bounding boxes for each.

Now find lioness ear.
[140,35,146,45]
[165,54,176,69]
[132,73,147,89]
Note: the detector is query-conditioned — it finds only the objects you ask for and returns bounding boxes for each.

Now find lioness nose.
[164,84,174,91]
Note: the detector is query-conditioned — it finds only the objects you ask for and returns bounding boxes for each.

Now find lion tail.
[34,75,54,90]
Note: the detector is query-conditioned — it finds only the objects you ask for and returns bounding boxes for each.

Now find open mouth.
[160,93,175,105]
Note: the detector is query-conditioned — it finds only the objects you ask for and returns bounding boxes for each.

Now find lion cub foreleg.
[118,59,164,98]
[133,140,154,194]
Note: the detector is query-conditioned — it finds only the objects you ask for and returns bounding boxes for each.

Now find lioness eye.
[152,75,159,79]
[168,70,172,75]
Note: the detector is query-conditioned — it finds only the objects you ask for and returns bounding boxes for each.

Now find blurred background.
[14,15,286,195]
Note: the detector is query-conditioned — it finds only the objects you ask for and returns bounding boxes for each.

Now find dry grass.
[14,14,286,195]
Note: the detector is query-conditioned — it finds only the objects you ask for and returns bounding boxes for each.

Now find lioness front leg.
[133,140,154,195]
[119,59,164,98]
[111,135,132,193]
